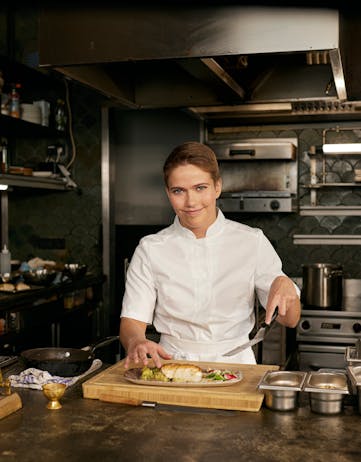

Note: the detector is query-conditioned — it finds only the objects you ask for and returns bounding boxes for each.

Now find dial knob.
[353,323,361,333]
[270,200,280,210]
[301,320,311,331]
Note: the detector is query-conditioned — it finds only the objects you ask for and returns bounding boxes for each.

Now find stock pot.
[301,263,343,309]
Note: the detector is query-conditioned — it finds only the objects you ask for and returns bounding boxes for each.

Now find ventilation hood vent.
[38,5,360,121]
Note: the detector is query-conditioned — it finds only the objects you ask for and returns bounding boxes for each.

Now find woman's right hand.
[124,338,172,369]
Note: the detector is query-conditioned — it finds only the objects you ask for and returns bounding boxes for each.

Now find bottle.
[55,99,67,131]
[9,83,21,118]
[0,245,11,276]
[1,139,8,173]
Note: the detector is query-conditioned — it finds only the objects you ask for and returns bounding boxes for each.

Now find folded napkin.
[8,359,102,390]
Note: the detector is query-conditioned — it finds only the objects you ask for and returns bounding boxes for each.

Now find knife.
[222,307,279,357]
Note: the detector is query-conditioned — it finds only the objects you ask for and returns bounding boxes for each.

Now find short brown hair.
[163,141,220,187]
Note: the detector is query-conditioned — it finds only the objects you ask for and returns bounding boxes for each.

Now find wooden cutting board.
[82,359,279,412]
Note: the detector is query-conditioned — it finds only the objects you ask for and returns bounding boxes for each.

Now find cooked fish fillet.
[161,363,203,382]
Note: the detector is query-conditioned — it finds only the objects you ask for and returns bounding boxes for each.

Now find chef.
[119,141,300,368]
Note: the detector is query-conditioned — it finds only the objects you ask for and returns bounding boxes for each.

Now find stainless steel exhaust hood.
[38,5,358,120]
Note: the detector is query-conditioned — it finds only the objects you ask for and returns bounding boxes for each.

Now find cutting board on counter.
[82,359,279,412]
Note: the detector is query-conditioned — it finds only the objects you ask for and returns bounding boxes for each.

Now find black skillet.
[20,336,119,377]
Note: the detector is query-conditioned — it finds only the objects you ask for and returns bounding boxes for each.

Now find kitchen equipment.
[346,365,361,413]
[22,268,57,286]
[304,371,349,414]
[297,308,361,370]
[223,307,278,357]
[82,359,279,412]
[20,336,119,377]
[257,370,307,411]
[208,138,298,213]
[301,263,343,309]
[62,263,88,281]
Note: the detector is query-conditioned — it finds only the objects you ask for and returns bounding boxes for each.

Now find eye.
[196,185,207,191]
[171,188,183,195]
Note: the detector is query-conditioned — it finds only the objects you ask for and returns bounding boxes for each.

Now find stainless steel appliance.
[297,279,361,370]
[297,310,361,370]
[207,138,298,213]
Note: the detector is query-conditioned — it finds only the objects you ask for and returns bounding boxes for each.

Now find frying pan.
[20,336,119,377]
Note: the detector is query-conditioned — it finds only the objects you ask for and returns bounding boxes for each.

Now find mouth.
[183,208,203,217]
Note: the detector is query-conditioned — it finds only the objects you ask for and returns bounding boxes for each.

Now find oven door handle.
[298,343,347,354]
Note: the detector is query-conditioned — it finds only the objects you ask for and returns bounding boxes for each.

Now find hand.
[124,338,172,369]
[265,276,300,327]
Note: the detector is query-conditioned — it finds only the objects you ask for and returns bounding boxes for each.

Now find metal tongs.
[223,307,279,357]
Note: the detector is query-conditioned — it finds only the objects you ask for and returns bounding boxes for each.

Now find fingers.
[124,341,172,369]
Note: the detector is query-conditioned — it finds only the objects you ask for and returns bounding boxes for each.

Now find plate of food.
[123,363,242,387]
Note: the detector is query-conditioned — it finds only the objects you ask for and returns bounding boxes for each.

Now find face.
[166,164,222,238]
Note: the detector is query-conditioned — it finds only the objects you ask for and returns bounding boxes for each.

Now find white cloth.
[121,210,297,364]
[8,359,103,390]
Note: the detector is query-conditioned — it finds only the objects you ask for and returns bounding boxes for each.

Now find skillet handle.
[82,336,119,353]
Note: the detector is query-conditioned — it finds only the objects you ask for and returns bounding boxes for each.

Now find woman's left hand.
[265,276,300,327]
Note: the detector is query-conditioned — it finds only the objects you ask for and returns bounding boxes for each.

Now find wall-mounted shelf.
[299,206,361,216]
[0,174,75,190]
[302,182,361,189]
[0,114,64,138]
[293,234,361,245]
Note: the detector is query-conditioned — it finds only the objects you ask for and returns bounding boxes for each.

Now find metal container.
[257,371,307,411]
[301,263,343,309]
[304,371,349,414]
[346,365,361,413]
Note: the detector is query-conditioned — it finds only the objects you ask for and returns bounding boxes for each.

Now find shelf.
[0,114,64,138]
[293,234,361,245]
[302,183,361,189]
[299,206,361,216]
[0,173,75,190]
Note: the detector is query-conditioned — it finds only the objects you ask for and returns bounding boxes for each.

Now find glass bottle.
[55,99,67,131]
[0,245,11,276]
[9,83,21,118]
[1,139,8,173]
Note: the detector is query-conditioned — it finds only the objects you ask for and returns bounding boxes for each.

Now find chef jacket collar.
[173,208,225,239]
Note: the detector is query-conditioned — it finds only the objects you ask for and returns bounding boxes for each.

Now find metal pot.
[20,336,119,377]
[301,263,343,309]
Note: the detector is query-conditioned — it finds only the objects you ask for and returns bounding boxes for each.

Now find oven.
[296,279,361,370]
[207,138,298,213]
[297,310,361,370]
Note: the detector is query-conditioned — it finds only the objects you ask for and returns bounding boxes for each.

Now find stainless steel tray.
[257,370,307,391]
[304,371,349,394]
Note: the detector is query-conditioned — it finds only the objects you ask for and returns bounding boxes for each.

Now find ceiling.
[37,4,361,124]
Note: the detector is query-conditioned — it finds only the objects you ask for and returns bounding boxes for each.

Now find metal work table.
[1,365,361,462]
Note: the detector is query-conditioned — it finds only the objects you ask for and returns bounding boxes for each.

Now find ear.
[215,178,222,199]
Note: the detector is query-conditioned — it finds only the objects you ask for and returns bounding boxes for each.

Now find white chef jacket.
[121,210,291,364]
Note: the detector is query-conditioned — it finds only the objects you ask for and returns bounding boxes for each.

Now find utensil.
[20,336,119,377]
[42,383,66,410]
[223,307,279,357]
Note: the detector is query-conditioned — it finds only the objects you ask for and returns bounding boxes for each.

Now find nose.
[185,190,197,207]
